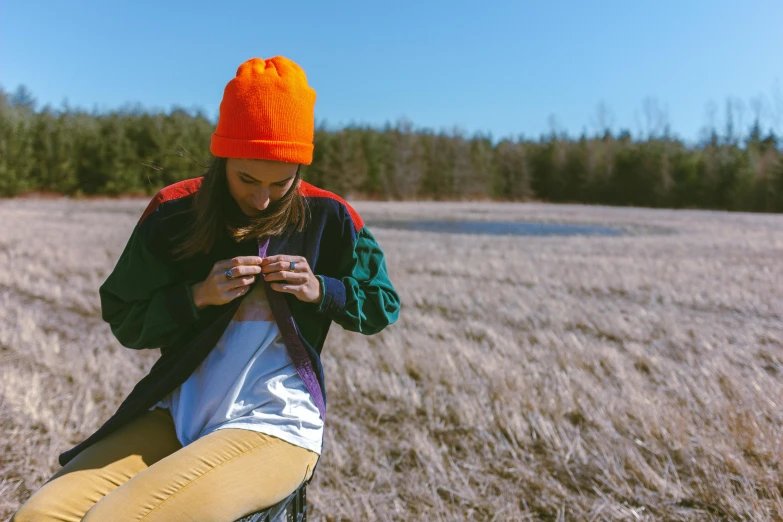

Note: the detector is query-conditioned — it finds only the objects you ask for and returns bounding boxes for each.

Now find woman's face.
[225,158,299,217]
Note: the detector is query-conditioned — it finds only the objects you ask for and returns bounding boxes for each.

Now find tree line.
[2,85,782,212]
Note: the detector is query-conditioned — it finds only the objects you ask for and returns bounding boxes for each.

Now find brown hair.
[170,156,307,261]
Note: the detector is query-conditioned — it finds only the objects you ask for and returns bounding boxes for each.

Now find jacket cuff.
[315,275,346,316]
[162,281,200,326]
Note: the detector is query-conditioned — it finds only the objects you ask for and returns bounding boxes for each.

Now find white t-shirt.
[148,282,324,454]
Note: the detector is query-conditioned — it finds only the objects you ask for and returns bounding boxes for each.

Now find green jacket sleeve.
[315,225,400,335]
[99,222,201,350]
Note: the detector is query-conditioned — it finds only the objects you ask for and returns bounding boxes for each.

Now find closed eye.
[239,175,291,187]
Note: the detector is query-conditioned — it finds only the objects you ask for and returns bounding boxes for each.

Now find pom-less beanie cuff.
[209,134,314,165]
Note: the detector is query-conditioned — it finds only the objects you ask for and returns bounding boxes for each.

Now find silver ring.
[290,261,296,272]
[224,268,234,280]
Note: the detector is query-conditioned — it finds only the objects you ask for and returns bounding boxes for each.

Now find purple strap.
[258,237,326,421]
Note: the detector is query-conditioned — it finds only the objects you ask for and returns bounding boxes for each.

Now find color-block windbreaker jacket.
[57,177,401,481]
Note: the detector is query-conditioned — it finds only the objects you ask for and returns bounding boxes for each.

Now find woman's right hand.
[190,256,264,310]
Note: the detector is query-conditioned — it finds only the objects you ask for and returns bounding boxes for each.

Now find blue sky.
[1,0,781,143]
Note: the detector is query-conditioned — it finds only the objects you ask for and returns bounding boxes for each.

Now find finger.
[261,261,289,274]
[224,265,262,278]
[264,273,308,285]
[269,281,304,294]
[262,268,309,281]
[260,255,306,267]
[222,275,256,289]
[217,256,264,270]
[263,270,290,282]
[260,255,284,267]
[287,257,308,272]
[261,260,310,274]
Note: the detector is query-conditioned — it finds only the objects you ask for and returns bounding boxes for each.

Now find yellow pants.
[12,407,319,522]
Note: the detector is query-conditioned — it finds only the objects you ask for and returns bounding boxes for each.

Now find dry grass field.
[1,198,782,521]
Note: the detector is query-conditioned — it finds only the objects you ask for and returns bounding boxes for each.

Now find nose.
[252,188,270,211]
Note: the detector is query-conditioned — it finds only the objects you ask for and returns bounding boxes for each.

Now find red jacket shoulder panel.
[298,180,364,232]
[138,177,203,225]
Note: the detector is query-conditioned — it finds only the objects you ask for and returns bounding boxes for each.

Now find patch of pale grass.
[1,197,782,520]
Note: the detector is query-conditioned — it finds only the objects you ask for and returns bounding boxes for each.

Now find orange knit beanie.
[210,56,316,165]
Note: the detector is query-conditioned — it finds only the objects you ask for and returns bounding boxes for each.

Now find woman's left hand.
[260,255,322,304]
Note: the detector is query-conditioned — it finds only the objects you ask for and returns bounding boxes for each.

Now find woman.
[13,56,400,521]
